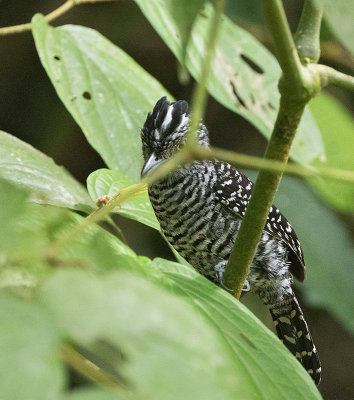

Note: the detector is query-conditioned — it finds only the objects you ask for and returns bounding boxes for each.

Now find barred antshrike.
[141,97,321,385]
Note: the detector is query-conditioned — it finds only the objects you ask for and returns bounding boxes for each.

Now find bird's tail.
[269,295,321,385]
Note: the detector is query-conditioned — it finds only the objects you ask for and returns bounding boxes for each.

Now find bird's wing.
[213,161,306,282]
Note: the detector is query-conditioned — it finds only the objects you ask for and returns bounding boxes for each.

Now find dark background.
[1,1,353,398]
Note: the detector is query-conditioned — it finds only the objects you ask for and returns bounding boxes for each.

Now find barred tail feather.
[270,296,321,385]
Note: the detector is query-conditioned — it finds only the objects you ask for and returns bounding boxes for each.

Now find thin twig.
[316,64,354,91]
[204,146,354,183]
[50,151,193,255]
[187,0,228,148]
[261,0,305,87]
[61,344,127,390]
[49,142,354,257]
[0,0,114,36]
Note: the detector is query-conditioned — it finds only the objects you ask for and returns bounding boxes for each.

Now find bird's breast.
[148,169,241,278]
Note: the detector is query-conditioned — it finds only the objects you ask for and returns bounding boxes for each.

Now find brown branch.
[0,0,115,36]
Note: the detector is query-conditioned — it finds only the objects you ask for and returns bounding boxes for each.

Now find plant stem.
[316,64,354,91]
[62,345,127,390]
[187,0,227,148]
[51,139,354,257]
[105,216,129,245]
[200,146,354,183]
[0,0,114,36]
[261,0,305,87]
[51,151,193,255]
[294,0,323,63]
[223,0,322,298]
[223,98,307,298]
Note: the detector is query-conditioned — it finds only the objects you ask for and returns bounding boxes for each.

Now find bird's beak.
[141,152,164,178]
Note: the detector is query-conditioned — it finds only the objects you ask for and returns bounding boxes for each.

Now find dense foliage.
[0,1,353,399]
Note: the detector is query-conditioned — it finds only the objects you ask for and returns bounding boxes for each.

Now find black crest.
[141,97,190,149]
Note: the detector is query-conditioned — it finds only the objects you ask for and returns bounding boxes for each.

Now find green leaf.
[167,0,207,62]
[32,14,171,182]
[54,211,137,272]
[153,258,322,399]
[87,169,160,230]
[309,92,354,213]
[0,180,46,259]
[134,0,325,166]
[317,0,354,56]
[0,295,65,400]
[0,179,134,290]
[0,131,92,212]
[41,269,241,400]
[64,389,132,400]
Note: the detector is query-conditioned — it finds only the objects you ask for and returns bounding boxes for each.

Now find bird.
[140,96,321,385]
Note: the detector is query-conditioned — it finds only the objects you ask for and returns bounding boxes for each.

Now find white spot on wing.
[284,335,296,344]
[279,317,291,325]
[279,317,291,324]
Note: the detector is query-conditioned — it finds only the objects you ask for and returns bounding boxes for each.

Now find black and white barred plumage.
[141,97,321,385]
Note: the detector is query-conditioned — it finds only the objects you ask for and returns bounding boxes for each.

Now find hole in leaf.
[230,81,247,109]
[267,102,276,110]
[82,91,92,100]
[240,54,264,74]
[53,55,61,61]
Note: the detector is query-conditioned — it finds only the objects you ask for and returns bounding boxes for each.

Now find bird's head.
[140,97,209,177]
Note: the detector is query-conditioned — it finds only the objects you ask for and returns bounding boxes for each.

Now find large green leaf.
[166,0,207,63]
[87,169,160,230]
[64,389,132,400]
[0,179,134,291]
[134,0,325,166]
[0,131,92,212]
[32,14,171,182]
[40,269,240,400]
[153,258,321,399]
[0,180,39,258]
[53,212,138,274]
[0,296,65,400]
[309,92,354,213]
[317,0,354,56]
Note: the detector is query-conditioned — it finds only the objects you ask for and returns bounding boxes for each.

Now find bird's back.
[149,161,242,282]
